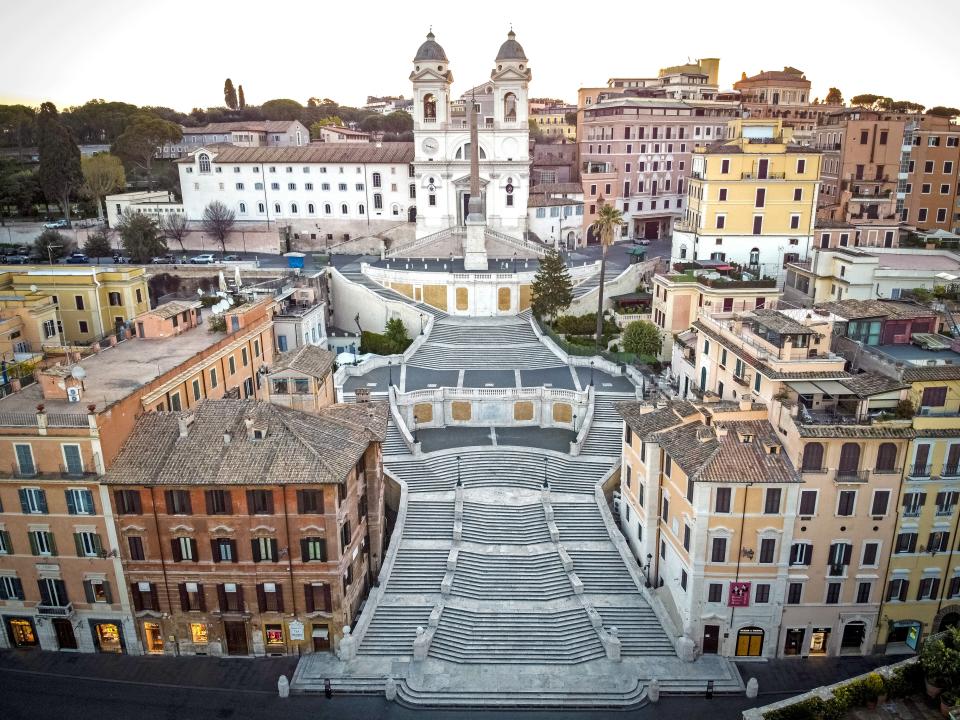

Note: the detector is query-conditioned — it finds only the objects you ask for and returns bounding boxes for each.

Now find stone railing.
[401,313,435,363]
[334,353,403,401]
[612,311,652,328]
[483,227,548,257]
[384,227,459,258]
[388,386,419,455]
[569,386,595,456]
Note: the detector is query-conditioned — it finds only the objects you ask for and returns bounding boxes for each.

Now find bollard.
[746,677,759,699]
[385,677,397,702]
[706,679,714,699]
[324,678,332,699]
[277,674,290,698]
[648,678,660,703]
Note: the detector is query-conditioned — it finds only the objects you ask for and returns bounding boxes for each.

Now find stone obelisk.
[462,92,488,271]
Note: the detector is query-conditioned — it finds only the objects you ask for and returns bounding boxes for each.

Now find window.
[65,488,94,515]
[861,541,880,567]
[758,538,776,563]
[797,159,806,174]
[18,486,46,513]
[211,538,237,563]
[886,578,909,602]
[921,386,947,407]
[0,576,25,601]
[711,536,727,562]
[171,536,198,562]
[755,584,770,604]
[709,487,730,514]
[837,490,857,516]
[229,357,236,375]
[680,569,688,591]
[789,542,813,566]
[301,537,327,562]
[204,489,231,515]
[219,583,244,612]
[826,582,842,604]
[128,536,145,560]
[29,530,56,556]
[870,490,890,517]
[257,582,284,612]
[793,187,802,201]
[801,443,824,472]
[787,582,803,604]
[752,215,763,235]
[164,490,192,515]
[755,188,766,208]
[251,537,278,562]
[716,214,726,229]
[917,577,940,600]
[683,524,691,551]
[114,490,142,515]
[764,488,781,514]
[246,490,274,515]
[15,444,36,477]
[179,582,205,611]
[790,214,800,229]
[928,531,950,553]
[198,154,211,173]
[720,159,729,174]
[38,578,69,607]
[75,530,102,557]
[708,583,722,602]
[895,531,917,554]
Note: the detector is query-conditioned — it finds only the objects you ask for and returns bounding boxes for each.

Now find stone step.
[383,422,409,456]
[567,549,640,594]
[395,682,647,710]
[580,426,623,456]
[451,551,571,600]
[357,605,433,656]
[595,606,676,656]
[388,548,449,593]
[551,503,612,541]
[460,502,550,544]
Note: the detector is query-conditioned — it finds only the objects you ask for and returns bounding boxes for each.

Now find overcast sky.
[2,0,958,112]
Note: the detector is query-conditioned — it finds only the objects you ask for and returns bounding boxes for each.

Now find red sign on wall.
[728,581,751,607]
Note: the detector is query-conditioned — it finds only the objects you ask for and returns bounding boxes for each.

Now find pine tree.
[224,79,238,110]
[238,85,246,109]
[530,249,573,320]
[37,102,82,221]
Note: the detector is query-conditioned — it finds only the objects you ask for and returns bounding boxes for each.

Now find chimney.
[244,417,255,440]
[178,414,195,438]
[223,432,232,445]
[355,388,371,403]
[714,423,728,439]
[696,426,713,443]
[739,397,753,411]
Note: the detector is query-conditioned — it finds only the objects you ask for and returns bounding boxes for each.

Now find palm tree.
[590,199,626,351]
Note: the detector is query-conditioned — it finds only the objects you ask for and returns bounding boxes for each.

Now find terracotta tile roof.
[814,299,935,320]
[528,195,583,208]
[796,424,915,439]
[751,308,815,335]
[182,121,300,134]
[653,422,720,477]
[177,143,414,164]
[146,300,201,320]
[839,373,908,397]
[530,183,583,195]
[902,365,960,382]
[106,399,387,486]
[697,420,799,484]
[616,400,699,437]
[270,345,335,379]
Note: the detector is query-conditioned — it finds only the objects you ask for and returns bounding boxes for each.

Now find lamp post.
[388,360,393,389]
[419,313,424,335]
[456,455,462,487]
[642,553,653,588]
[543,457,549,488]
[413,414,419,444]
[590,360,595,387]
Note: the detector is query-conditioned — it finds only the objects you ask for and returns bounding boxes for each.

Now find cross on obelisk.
[462,89,488,271]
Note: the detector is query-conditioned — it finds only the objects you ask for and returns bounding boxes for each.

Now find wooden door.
[223,621,248,656]
[702,624,719,654]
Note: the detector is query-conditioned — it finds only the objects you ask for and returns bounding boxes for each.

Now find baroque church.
[410,30,532,241]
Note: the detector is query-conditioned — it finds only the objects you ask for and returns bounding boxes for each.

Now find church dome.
[495,30,527,62]
[414,31,448,62]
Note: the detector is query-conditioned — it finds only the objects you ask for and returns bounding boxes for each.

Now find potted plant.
[863,673,886,709]
[922,636,949,698]
[941,691,957,718]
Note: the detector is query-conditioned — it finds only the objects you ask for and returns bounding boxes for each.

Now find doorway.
[53,618,77,650]
[757,159,769,179]
[92,622,124,653]
[735,627,764,657]
[644,221,659,240]
[809,627,831,655]
[312,624,331,652]
[143,622,164,654]
[840,622,866,654]
[223,621,248,656]
[702,624,719,654]
[461,192,471,225]
[783,628,805,656]
[938,612,960,633]
[4,617,38,648]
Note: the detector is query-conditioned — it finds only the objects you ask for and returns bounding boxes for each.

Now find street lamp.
[590,360,595,387]
[388,360,393,389]
[456,455,462,487]
[642,553,653,588]
[543,457,549,488]
[413,414,419,444]
[419,313,424,335]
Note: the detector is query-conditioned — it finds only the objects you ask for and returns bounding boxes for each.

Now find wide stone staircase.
[460,501,551,544]
[387,548,450,593]
[450,550,571,601]
[409,316,562,371]
[357,604,434,656]
[581,392,635,457]
[402,500,455,539]
[382,421,408,456]
[595,606,677,656]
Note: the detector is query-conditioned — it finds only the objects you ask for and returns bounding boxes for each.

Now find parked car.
[222,255,242,262]
[190,254,217,264]
[65,253,90,264]
[4,255,30,265]
[151,254,176,264]
[43,219,71,229]
[634,239,651,246]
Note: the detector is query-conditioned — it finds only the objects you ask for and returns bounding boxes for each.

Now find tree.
[113,114,182,192]
[260,99,303,120]
[528,118,544,142]
[0,105,38,163]
[37,102,83,220]
[889,100,925,113]
[530,248,573,320]
[622,320,663,358]
[81,153,125,221]
[160,212,190,251]
[117,213,166,263]
[384,317,410,353]
[34,228,69,261]
[565,110,578,126]
[850,93,882,108]
[201,200,235,253]
[360,114,385,132]
[382,110,413,135]
[590,201,626,351]
[224,79,238,110]
[238,85,246,109]
[825,87,843,105]
[927,106,960,119]
[83,229,113,264]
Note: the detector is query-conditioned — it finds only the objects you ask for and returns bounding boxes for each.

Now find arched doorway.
[700,366,707,391]
[938,613,959,632]
[586,225,599,245]
[840,621,866,655]
[407,206,417,222]
[736,627,764,657]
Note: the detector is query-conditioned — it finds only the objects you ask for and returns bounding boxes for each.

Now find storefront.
[89,620,125,653]
[143,621,165,654]
[311,623,330,652]
[264,624,285,655]
[809,627,831,655]
[783,628,805,656]
[735,626,764,657]
[4,616,38,648]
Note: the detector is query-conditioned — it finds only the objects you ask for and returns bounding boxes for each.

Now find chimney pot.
[223,432,232,445]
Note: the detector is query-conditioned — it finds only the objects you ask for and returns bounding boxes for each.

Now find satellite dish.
[71,366,87,380]
[197,288,204,295]
[30,284,38,292]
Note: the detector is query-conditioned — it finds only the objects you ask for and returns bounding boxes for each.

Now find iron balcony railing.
[907,464,933,479]
[36,602,73,617]
[835,469,870,483]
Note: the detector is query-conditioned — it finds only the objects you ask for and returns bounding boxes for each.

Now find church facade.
[411,31,532,240]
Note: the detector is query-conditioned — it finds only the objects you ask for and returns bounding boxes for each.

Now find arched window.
[258,202,265,213]
[239,202,246,214]
[454,143,487,160]
[307,203,315,214]
[409,183,416,199]
[423,93,436,120]
[503,92,518,121]
[358,204,365,215]
[736,627,764,657]
[679,244,688,259]
[198,153,211,173]
[391,204,399,216]
[372,172,381,188]
[802,443,824,472]
[340,203,348,215]
[290,203,298,214]
[274,203,281,214]
[324,203,332,215]
[749,247,760,266]
[839,443,861,473]
[876,443,897,472]
[373,193,383,210]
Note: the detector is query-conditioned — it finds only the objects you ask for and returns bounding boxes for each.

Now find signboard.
[288,620,305,641]
[728,581,751,607]
[906,623,921,651]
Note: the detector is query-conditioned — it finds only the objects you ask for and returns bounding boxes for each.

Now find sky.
[1,0,959,113]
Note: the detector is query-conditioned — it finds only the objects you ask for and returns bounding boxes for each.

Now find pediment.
[410,68,453,84]
[453,175,490,188]
[490,68,531,83]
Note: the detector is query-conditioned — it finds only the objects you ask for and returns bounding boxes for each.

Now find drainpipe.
[149,485,178,655]
[933,495,960,621]
[280,484,299,656]
[875,462,909,644]
[729,481,753,651]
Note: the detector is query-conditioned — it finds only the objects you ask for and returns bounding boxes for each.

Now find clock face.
[422,138,439,154]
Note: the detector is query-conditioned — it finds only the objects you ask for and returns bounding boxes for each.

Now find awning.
[786,380,854,396]
[312,627,329,639]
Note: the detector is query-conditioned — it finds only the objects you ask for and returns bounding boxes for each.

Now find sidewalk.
[0,648,297,693]
[736,654,904,696]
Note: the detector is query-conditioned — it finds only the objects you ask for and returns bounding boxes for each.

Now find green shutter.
[0,530,11,554]
[83,580,95,603]
[48,532,58,556]
[74,533,85,557]
[29,532,39,556]
[93,534,103,556]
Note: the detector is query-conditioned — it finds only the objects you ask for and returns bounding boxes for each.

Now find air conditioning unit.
[66,387,81,403]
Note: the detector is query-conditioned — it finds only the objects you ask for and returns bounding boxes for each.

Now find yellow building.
[881,365,960,651]
[0,291,62,361]
[673,118,821,279]
[0,267,150,344]
[531,108,576,140]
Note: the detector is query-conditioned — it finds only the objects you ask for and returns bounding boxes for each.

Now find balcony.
[801,466,828,475]
[907,464,933,480]
[37,602,74,618]
[835,469,870,483]
[903,508,921,518]
[732,374,751,387]
[9,464,97,481]
[941,464,960,478]
[936,507,956,517]
[741,172,787,180]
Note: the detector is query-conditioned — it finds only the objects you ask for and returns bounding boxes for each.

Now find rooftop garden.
[670,261,777,288]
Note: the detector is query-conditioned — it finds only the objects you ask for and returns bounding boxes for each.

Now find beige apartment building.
[900,115,960,233]
[733,68,840,139]
[0,291,61,362]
